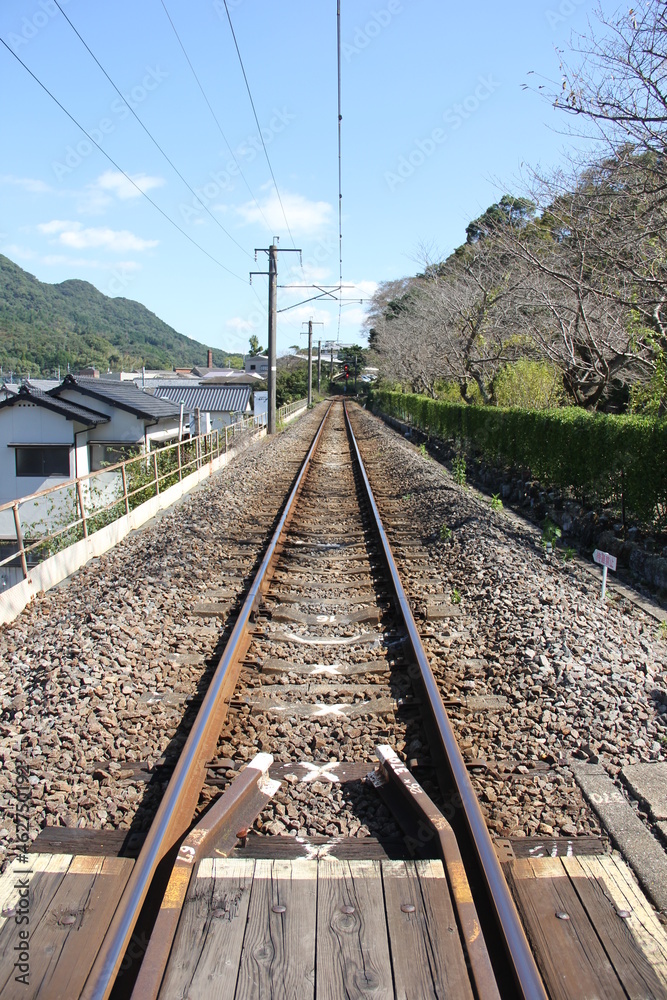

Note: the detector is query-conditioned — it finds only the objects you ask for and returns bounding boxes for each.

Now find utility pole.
[251,238,302,434]
[354,353,358,394]
[301,320,323,407]
[330,345,334,381]
[268,243,278,432]
[317,340,322,394]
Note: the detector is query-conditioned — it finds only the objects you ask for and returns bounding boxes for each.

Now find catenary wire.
[51,0,251,258]
[221,0,298,252]
[0,36,248,282]
[158,0,274,236]
[336,0,344,342]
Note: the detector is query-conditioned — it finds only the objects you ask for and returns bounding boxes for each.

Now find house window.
[250,364,256,370]
[15,446,70,478]
[89,443,140,472]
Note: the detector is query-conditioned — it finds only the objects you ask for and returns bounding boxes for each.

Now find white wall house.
[51,375,181,471]
[244,354,269,378]
[0,386,110,505]
[0,378,181,577]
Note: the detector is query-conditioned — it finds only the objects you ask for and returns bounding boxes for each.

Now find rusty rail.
[344,401,548,1000]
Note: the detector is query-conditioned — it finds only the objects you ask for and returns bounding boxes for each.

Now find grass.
[439,523,452,541]
[489,493,503,511]
[452,456,466,486]
[451,588,462,605]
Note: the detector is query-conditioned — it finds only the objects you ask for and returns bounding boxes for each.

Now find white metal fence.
[0,399,307,589]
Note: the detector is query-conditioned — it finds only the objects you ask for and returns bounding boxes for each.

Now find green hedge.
[372,390,667,528]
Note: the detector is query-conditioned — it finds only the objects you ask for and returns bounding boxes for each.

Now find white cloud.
[40,255,142,272]
[237,187,333,236]
[37,220,158,252]
[226,316,256,333]
[38,220,72,235]
[1,244,37,260]
[95,170,165,200]
[282,305,332,327]
[0,175,52,194]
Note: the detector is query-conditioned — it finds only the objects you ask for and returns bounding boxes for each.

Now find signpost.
[593,549,617,601]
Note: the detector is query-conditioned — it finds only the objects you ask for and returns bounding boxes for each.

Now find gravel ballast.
[350,404,667,844]
[0,410,325,866]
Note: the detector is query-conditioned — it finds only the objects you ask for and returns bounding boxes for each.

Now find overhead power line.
[52,0,250,258]
[221,0,298,251]
[336,0,344,341]
[159,0,274,236]
[0,36,247,282]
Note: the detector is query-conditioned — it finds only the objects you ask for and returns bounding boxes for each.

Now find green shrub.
[493,359,564,410]
[372,390,667,528]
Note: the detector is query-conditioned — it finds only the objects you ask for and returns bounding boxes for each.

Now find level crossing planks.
[157,856,474,999]
[0,853,133,999]
[504,853,667,1000]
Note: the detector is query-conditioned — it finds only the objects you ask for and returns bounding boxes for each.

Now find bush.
[492,360,564,410]
[372,390,667,528]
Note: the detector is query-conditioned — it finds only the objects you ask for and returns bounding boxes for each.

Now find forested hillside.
[0,255,241,375]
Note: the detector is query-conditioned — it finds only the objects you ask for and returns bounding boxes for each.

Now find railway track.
[74,400,539,1000]
[3,400,667,999]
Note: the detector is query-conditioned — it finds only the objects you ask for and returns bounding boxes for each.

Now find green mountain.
[0,254,242,377]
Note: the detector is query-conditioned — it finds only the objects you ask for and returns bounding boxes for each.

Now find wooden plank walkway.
[0,853,134,999]
[159,857,474,999]
[504,853,667,1000]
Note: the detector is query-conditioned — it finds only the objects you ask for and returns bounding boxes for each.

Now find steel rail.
[344,402,548,1000]
[81,402,332,1000]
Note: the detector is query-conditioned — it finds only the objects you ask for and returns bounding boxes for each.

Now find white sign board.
[593,550,617,572]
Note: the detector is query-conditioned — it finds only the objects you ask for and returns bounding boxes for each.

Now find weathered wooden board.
[0,854,133,1000]
[505,857,632,1000]
[316,859,393,1000]
[235,860,317,999]
[382,859,474,1000]
[564,854,667,994]
[158,858,255,1000]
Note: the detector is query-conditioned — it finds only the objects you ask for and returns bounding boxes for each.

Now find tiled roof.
[51,375,181,420]
[0,385,109,425]
[151,384,252,413]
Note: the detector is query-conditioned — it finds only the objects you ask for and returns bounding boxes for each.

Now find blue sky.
[0,0,610,360]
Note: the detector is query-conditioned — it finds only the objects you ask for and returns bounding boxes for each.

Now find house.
[148,383,253,432]
[244,353,269,378]
[0,376,180,505]
[0,377,181,589]
[0,384,110,504]
[50,375,181,470]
